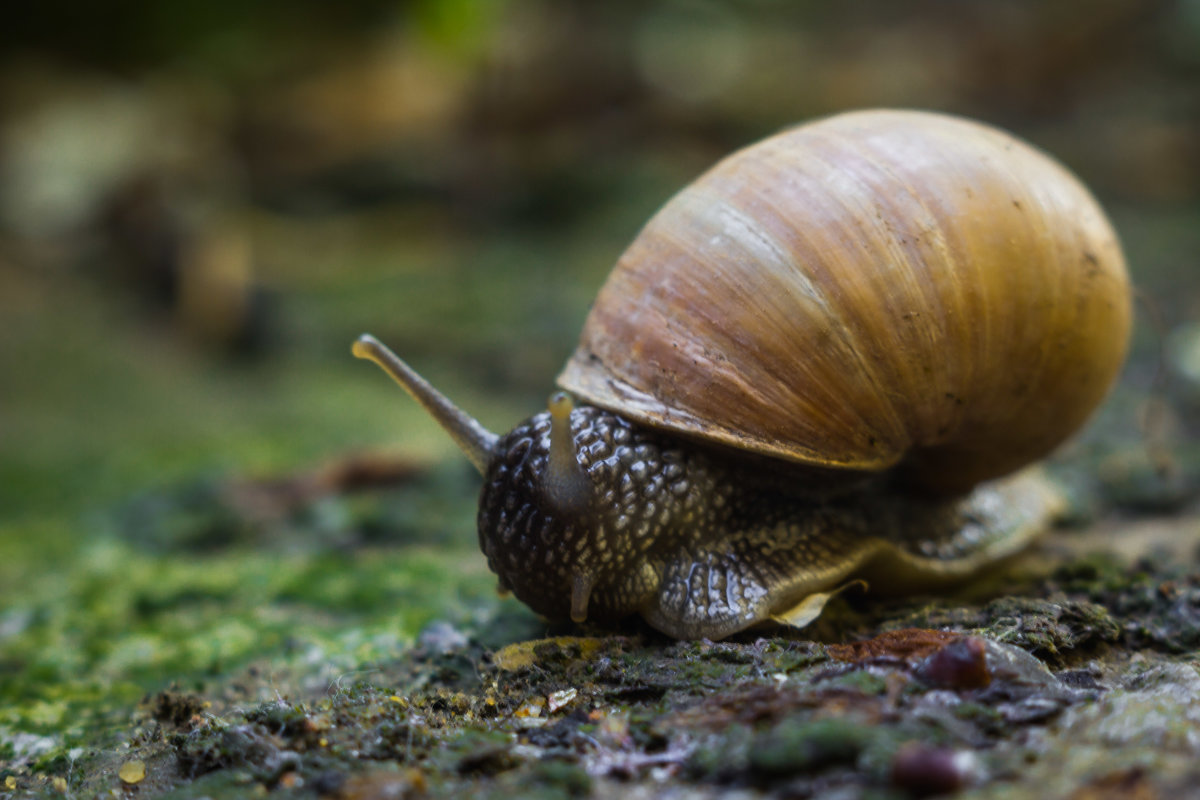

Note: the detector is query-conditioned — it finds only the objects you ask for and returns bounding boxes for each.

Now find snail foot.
[641,548,776,639]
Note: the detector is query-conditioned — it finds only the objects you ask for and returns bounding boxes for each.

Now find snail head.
[353,334,641,625]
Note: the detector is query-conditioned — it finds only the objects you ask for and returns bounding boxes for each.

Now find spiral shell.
[558,109,1131,494]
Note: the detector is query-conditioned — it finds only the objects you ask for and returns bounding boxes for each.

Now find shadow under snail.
[353,109,1131,640]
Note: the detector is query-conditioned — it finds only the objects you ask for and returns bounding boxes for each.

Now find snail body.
[355,109,1131,639]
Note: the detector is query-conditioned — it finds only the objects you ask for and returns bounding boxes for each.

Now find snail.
[353,109,1131,640]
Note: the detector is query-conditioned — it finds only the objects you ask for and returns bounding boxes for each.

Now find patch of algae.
[0,521,526,796]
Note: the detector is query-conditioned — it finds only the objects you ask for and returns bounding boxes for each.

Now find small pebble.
[890,742,979,796]
[548,687,578,713]
[913,636,991,689]
[417,620,469,655]
[118,760,146,785]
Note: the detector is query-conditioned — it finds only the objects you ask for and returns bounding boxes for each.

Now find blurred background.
[1,0,1198,569]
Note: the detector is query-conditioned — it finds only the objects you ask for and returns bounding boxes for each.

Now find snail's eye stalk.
[544,391,592,514]
[544,392,599,623]
[353,334,499,475]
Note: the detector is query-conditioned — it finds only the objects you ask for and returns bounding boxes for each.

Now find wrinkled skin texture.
[478,405,1062,639]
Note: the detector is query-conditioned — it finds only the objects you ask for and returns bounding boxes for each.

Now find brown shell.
[557,109,1131,494]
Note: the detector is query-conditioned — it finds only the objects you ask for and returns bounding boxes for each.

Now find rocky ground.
[4,455,1199,799]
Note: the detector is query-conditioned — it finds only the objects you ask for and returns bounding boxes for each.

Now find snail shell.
[355,109,1131,639]
[559,109,1130,495]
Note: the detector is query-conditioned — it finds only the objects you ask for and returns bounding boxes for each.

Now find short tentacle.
[570,571,596,623]
[544,391,593,514]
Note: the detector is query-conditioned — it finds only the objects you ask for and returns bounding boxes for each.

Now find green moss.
[528,761,593,797]
[979,596,1122,661]
[0,524,515,787]
[750,717,877,777]
[823,668,891,696]
[686,723,755,780]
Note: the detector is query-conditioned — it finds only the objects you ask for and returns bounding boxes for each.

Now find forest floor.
[4,451,1200,799]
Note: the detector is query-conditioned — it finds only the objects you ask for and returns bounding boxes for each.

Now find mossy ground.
[4,462,1200,799]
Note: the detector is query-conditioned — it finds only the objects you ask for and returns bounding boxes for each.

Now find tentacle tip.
[548,390,575,419]
[352,334,380,361]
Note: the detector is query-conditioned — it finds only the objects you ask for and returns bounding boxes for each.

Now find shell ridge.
[560,346,899,471]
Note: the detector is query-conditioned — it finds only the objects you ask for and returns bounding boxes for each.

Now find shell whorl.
[557,109,1131,494]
